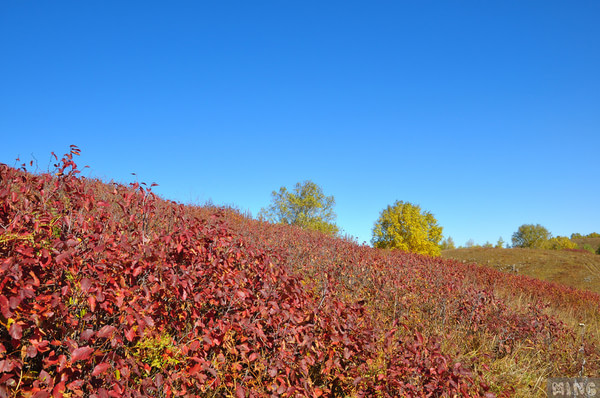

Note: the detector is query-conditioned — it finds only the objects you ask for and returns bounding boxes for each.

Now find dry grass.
[441,246,600,397]
[572,237,600,252]
[442,247,600,295]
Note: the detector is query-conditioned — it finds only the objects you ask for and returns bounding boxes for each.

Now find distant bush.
[546,236,578,250]
[597,246,600,255]
[440,236,456,250]
[582,243,596,254]
[571,232,600,239]
[496,237,505,248]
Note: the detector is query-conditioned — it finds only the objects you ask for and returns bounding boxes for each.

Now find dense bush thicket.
[1,148,599,397]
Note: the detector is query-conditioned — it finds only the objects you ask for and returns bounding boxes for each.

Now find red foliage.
[1,148,598,396]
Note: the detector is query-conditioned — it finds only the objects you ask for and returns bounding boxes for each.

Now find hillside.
[572,237,600,253]
[442,247,600,295]
[1,149,600,397]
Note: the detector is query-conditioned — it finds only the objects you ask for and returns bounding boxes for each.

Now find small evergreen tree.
[495,237,505,248]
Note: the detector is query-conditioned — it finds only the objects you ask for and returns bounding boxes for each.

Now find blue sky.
[1,1,599,247]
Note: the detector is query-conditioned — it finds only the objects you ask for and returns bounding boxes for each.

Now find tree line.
[258,181,599,257]
[258,181,443,257]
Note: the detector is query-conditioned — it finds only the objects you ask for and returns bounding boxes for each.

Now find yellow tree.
[372,201,443,256]
[546,236,577,250]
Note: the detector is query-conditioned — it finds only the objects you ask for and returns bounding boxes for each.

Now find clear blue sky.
[2,1,599,247]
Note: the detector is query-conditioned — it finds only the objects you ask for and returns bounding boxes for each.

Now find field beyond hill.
[1,150,600,397]
[442,247,600,295]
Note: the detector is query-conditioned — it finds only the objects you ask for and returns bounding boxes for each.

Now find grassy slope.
[223,213,600,396]
[2,152,600,397]
[442,247,600,295]
[572,237,600,252]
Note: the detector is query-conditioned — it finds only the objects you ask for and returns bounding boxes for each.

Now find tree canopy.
[546,236,577,250]
[440,237,455,250]
[511,224,551,248]
[371,201,443,256]
[258,180,339,236]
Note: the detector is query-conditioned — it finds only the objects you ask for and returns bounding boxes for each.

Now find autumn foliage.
[1,147,599,397]
[372,201,443,256]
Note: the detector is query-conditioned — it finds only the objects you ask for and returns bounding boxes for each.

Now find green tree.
[258,180,339,236]
[496,237,505,248]
[511,224,551,248]
[582,243,595,253]
[371,201,443,256]
[440,237,455,250]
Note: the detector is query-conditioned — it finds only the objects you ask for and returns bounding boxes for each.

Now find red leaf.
[0,296,10,318]
[29,271,40,287]
[235,385,245,398]
[276,381,286,394]
[80,278,92,292]
[188,362,202,376]
[111,383,123,395]
[97,325,117,339]
[92,362,111,377]
[26,345,37,358]
[71,346,94,362]
[67,379,84,391]
[16,246,35,258]
[125,327,136,342]
[55,252,70,264]
[52,382,66,398]
[0,359,15,372]
[415,331,423,345]
[9,322,22,340]
[88,295,96,312]
[143,316,154,328]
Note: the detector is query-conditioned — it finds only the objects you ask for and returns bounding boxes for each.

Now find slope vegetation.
[442,247,600,295]
[1,149,599,397]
